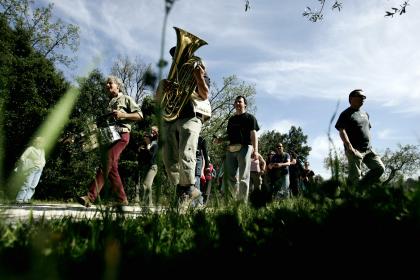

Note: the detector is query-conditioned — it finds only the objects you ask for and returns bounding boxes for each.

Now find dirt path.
[0,202,161,223]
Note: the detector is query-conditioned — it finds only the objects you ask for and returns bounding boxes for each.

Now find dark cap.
[349,89,366,99]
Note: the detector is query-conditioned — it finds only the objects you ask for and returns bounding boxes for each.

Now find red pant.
[87,132,129,202]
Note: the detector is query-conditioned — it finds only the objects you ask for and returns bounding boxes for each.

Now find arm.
[270,155,291,169]
[338,128,356,154]
[113,110,142,121]
[201,154,206,177]
[193,65,209,100]
[20,147,32,162]
[250,130,259,159]
[259,155,266,174]
[273,160,291,168]
[202,138,210,169]
[213,134,228,144]
[113,96,143,121]
[266,158,272,171]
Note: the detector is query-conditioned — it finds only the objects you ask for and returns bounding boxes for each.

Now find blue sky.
[39,0,420,179]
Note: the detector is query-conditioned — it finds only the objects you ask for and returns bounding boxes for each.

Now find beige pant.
[162,117,202,186]
[346,148,385,186]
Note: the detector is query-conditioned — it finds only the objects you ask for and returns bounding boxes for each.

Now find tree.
[0,0,80,67]
[201,75,257,166]
[243,0,411,22]
[302,0,343,22]
[381,144,420,186]
[302,0,410,22]
[323,144,420,186]
[0,16,69,181]
[323,149,348,181]
[110,55,153,104]
[33,70,105,200]
[259,127,311,161]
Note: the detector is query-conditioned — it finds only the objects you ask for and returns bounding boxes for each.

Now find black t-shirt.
[335,107,371,151]
[270,152,290,179]
[138,141,158,167]
[227,112,260,145]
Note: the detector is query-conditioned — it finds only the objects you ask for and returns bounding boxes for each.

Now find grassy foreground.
[1,182,420,278]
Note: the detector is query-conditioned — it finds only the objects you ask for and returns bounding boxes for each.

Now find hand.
[251,150,259,160]
[112,110,125,120]
[352,148,363,159]
[213,137,222,144]
[347,144,362,159]
[193,64,205,81]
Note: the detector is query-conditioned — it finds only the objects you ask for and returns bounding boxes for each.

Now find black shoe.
[16,200,32,205]
[77,196,91,207]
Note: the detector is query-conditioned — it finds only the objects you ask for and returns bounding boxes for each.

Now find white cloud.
[307,134,343,179]
[262,119,297,134]
[234,1,420,115]
[378,129,393,140]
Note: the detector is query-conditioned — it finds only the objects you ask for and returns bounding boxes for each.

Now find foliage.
[1,180,420,277]
[323,144,420,186]
[110,55,153,104]
[302,0,342,22]
[39,70,107,200]
[0,0,80,67]
[381,144,420,185]
[323,149,348,178]
[385,1,410,17]
[244,0,411,22]
[1,0,82,199]
[302,0,410,22]
[0,16,69,184]
[324,101,347,182]
[259,126,311,160]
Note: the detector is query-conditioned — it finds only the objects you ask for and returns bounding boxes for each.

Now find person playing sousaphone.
[156,27,211,204]
[78,75,143,207]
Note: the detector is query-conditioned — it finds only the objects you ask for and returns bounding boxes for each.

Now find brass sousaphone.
[160,27,211,122]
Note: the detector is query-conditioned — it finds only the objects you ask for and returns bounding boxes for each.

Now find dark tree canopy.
[259,126,311,161]
[0,0,80,67]
[0,16,69,180]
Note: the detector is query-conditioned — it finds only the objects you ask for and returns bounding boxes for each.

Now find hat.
[169,46,176,57]
[349,89,366,99]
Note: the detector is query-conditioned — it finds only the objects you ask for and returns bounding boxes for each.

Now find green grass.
[1,180,420,278]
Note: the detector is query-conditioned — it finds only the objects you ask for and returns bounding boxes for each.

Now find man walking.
[335,89,385,187]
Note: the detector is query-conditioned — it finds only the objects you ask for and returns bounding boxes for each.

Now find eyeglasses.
[277,146,283,148]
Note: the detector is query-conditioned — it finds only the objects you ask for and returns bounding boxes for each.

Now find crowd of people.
[13,36,384,207]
